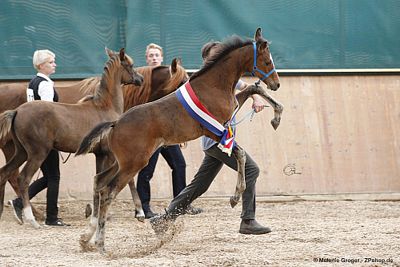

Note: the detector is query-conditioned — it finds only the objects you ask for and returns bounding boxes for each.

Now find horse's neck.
[98,67,124,114]
[190,46,253,121]
[196,47,252,97]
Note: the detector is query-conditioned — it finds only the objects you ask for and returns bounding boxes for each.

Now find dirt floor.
[0,198,399,267]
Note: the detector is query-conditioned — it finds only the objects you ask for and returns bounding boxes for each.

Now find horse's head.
[169,57,189,87]
[148,58,189,101]
[253,28,280,91]
[105,47,144,86]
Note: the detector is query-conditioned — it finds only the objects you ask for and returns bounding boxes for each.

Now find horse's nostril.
[276,83,280,89]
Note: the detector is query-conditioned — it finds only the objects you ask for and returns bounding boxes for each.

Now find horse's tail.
[0,110,17,142]
[75,121,114,156]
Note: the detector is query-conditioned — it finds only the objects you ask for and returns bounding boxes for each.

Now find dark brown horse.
[0,48,145,228]
[0,58,188,220]
[76,27,280,252]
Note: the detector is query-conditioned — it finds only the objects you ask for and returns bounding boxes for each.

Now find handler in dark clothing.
[9,49,70,226]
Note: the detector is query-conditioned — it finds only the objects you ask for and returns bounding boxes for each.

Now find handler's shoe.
[184,205,203,215]
[45,218,71,227]
[9,199,23,225]
[144,209,158,219]
[239,219,271,235]
[150,213,175,235]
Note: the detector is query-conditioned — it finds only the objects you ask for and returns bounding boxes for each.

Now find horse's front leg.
[263,93,284,130]
[230,144,246,208]
[249,85,284,130]
[128,179,145,221]
[236,84,284,130]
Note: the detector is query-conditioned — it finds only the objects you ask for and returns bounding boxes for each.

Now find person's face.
[38,56,56,76]
[146,48,163,66]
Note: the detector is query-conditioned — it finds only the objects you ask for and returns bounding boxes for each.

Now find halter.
[251,41,276,84]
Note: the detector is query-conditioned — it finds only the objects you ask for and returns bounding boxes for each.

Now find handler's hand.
[252,94,265,113]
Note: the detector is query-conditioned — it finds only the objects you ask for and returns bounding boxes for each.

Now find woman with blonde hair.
[9,49,70,226]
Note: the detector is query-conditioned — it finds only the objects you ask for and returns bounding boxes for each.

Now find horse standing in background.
[76,27,280,252]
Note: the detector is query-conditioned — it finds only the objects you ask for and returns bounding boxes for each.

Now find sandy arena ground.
[0,198,399,267]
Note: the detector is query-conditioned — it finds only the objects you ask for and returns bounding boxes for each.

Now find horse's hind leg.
[230,144,247,208]
[128,179,144,221]
[94,186,115,253]
[0,143,27,219]
[80,158,118,250]
[2,141,20,195]
[1,141,44,221]
[94,165,140,253]
[18,158,46,228]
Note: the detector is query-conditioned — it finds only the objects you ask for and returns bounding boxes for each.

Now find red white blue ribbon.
[176,82,236,155]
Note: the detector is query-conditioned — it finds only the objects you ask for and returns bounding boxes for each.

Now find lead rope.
[60,152,72,164]
[33,152,70,181]
[230,104,269,127]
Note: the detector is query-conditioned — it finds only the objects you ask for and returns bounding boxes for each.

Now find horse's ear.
[254,27,262,41]
[105,47,114,58]
[171,57,181,73]
[119,48,126,61]
[258,40,268,51]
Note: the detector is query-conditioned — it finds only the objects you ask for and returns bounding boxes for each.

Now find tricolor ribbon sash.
[176,82,237,156]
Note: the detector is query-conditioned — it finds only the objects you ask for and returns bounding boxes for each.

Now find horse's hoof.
[135,209,145,222]
[80,235,96,252]
[95,243,106,254]
[230,196,239,208]
[271,119,280,130]
[28,220,41,229]
[136,215,145,222]
[80,234,91,244]
[85,203,93,218]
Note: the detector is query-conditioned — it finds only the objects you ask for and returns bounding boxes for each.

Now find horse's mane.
[190,36,253,81]
[122,64,188,111]
[123,66,153,110]
[78,77,101,95]
[158,64,188,96]
[95,54,123,104]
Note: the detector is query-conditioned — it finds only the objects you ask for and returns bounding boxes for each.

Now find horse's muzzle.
[268,82,280,91]
[133,74,144,86]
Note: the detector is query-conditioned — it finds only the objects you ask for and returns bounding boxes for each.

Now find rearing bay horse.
[0,48,145,228]
[0,58,188,220]
[76,27,280,252]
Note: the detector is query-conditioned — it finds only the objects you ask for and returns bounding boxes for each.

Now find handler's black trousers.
[28,149,60,221]
[137,144,186,212]
[167,144,259,220]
